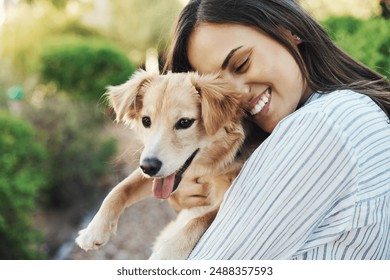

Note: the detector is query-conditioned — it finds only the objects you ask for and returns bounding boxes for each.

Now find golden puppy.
[75,70,263,259]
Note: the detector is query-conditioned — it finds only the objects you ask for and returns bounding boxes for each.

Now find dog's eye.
[142,116,151,128]
[175,118,194,130]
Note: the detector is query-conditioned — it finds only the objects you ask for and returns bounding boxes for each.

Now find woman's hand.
[168,176,211,212]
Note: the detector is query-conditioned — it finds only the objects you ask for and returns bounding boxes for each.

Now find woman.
[165,0,390,259]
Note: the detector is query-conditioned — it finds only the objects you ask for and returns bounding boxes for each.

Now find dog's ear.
[192,73,243,135]
[106,70,154,122]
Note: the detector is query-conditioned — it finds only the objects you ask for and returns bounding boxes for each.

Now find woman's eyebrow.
[221,45,243,70]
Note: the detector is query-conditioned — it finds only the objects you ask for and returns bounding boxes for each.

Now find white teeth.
[250,103,265,115]
[250,89,271,116]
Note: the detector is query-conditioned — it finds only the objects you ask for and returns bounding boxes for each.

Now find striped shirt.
[189,89,390,260]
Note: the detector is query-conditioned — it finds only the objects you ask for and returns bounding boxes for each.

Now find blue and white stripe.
[188,90,390,259]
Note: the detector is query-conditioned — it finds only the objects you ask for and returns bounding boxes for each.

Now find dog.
[75,70,265,259]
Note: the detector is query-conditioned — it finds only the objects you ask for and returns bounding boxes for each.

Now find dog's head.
[107,70,245,199]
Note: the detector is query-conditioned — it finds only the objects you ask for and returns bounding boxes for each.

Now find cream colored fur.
[75,70,260,259]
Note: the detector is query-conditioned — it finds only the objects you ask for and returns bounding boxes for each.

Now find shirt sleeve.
[188,110,359,259]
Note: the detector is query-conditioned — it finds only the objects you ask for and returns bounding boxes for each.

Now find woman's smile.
[249,87,271,116]
[187,22,310,133]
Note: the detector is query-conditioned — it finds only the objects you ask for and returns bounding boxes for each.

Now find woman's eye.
[142,116,151,128]
[234,57,250,73]
[175,118,195,129]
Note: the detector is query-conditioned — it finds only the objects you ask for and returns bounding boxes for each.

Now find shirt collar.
[303,91,323,106]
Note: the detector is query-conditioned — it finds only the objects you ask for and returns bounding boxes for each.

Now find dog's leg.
[76,168,152,251]
[151,205,219,260]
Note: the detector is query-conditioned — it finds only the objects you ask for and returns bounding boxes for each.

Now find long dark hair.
[164,0,390,118]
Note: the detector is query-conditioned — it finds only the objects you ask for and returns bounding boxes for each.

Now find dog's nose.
[140,157,162,176]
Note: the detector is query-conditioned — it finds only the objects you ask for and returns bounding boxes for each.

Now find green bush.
[322,16,390,77]
[322,16,364,38]
[22,90,117,209]
[0,112,48,259]
[39,37,135,102]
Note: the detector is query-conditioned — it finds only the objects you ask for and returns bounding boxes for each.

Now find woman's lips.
[250,87,271,115]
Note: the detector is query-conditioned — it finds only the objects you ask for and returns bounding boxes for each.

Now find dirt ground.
[58,124,177,260]
[66,197,176,260]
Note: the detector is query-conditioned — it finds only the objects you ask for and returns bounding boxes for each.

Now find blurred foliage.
[22,88,117,209]
[107,0,182,65]
[0,112,48,259]
[300,0,381,20]
[0,1,99,79]
[0,1,121,258]
[23,0,69,9]
[322,16,390,77]
[39,36,135,102]
[0,0,180,79]
[0,75,7,111]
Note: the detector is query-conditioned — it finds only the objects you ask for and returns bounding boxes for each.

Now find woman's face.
[187,23,311,133]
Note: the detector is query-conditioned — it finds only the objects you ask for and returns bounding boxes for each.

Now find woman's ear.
[289,30,302,45]
[192,73,243,135]
[106,70,154,122]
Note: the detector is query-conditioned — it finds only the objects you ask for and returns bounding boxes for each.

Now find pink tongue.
[152,173,176,199]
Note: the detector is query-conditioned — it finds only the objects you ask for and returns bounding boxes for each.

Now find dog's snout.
[140,157,162,176]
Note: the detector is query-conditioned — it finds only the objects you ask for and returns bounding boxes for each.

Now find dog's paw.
[75,220,117,251]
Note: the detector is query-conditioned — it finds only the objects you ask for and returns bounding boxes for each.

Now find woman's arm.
[189,110,359,259]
